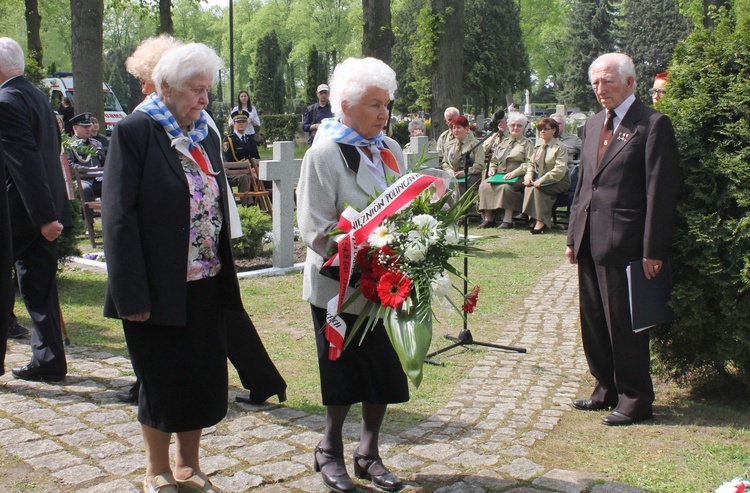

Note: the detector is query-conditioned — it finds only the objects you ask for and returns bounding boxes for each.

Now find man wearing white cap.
[302,83,333,144]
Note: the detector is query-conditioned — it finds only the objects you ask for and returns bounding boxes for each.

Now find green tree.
[25,0,43,67]
[390,0,424,114]
[464,0,529,115]
[619,0,692,103]
[305,46,328,104]
[429,0,463,138]
[559,0,616,111]
[653,5,750,390]
[362,0,393,63]
[253,31,285,113]
[519,0,569,102]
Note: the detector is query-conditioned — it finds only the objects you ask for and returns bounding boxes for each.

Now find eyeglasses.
[540,127,553,131]
[649,88,667,96]
[508,124,524,128]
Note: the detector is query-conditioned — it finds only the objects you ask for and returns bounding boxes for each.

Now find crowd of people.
[0,27,679,492]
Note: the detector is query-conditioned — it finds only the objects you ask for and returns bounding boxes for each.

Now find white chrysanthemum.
[368,225,393,247]
[430,273,453,309]
[404,240,428,262]
[444,225,459,244]
[412,214,440,242]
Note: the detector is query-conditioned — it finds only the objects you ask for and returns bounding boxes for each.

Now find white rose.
[412,214,440,241]
[430,273,453,309]
[445,225,459,244]
[404,240,427,262]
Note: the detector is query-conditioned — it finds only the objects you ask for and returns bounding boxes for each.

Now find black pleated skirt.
[123,275,227,433]
[312,305,409,406]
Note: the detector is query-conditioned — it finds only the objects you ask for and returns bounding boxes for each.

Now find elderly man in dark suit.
[0,37,71,381]
[565,53,680,426]
[0,134,12,375]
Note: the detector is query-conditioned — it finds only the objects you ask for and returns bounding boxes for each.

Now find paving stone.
[211,471,264,492]
[77,478,140,493]
[26,450,84,471]
[502,458,546,480]
[202,433,248,450]
[200,454,241,475]
[0,427,41,444]
[11,438,63,459]
[533,469,600,493]
[16,407,59,423]
[37,415,88,435]
[231,439,296,464]
[80,440,132,459]
[83,408,131,425]
[446,450,499,467]
[433,481,486,493]
[248,460,308,481]
[243,423,292,439]
[0,417,15,430]
[409,443,461,461]
[99,452,143,475]
[50,463,107,484]
[58,428,108,446]
[464,470,518,490]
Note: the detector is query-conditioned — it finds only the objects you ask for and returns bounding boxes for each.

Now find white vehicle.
[42,73,127,135]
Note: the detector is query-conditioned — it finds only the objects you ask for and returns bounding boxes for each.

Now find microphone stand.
[425,127,527,365]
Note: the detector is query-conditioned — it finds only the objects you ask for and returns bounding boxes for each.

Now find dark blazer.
[567,98,680,266]
[0,135,12,373]
[102,111,244,326]
[0,76,71,236]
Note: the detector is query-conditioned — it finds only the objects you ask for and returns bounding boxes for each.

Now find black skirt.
[123,275,227,433]
[312,305,409,406]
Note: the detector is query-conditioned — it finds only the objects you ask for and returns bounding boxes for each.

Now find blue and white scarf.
[312,117,398,174]
[136,93,218,175]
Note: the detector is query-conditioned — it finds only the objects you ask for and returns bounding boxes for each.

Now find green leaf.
[384,306,433,388]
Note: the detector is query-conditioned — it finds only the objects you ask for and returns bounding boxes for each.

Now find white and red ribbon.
[322,172,445,360]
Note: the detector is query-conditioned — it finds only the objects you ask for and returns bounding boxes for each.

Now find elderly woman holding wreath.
[103,43,239,493]
[476,112,534,229]
[297,57,406,493]
[523,117,571,234]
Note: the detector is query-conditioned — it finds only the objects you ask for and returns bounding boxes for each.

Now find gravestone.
[258,141,302,268]
[403,135,440,170]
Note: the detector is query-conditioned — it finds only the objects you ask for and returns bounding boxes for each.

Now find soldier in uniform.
[67,112,105,203]
[222,108,257,205]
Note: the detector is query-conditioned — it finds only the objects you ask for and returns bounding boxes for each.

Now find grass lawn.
[25,207,750,491]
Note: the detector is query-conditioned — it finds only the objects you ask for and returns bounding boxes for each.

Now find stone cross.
[403,135,440,170]
[259,141,302,268]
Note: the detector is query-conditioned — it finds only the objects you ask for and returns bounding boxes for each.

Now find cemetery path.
[0,262,647,493]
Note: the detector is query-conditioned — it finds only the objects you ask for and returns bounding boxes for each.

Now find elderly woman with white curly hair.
[297,57,407,493]
[103,43,240,493]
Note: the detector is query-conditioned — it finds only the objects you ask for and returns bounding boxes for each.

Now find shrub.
[232,205,272,259]
[58,199,84,266]
[653,10,750,390]
[391,120,409,146]
[261,114,299,143]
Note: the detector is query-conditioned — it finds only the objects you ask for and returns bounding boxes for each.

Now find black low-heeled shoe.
[353,450,403,492]
[313,445,356,493]
[236,389,287,405]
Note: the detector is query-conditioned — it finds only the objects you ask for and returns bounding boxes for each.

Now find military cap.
[70,112,93,126]
[231,109,250,121]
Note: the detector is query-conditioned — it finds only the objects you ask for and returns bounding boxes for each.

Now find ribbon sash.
[322,173,442,360]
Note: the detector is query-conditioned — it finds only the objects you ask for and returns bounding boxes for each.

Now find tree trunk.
[159,0,173,35]
[71,0,104,126]
[362,0,393,64]
[430,0,464,139]
[25,0,43,68]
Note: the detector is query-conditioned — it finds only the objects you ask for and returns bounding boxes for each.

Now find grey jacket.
[297,137,405,313]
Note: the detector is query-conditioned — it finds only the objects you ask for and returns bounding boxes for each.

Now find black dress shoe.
[497,221,513,229]
[11,365,65,382]
[530,226,547,235]
[601,411,652,426]
[115,391,138,404]
[353,450,403,492]
[313,445,356,493]
[236,389,287,405]
[571,398,614,411]
[477,220,496,229]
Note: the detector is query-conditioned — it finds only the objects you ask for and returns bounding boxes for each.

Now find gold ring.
[655,265,660,271]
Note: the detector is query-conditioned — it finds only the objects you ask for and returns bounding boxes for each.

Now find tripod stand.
[425,126,526,365]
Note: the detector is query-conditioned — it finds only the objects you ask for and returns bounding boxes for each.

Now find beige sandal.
[143,473,179,493]
[175,470,223,493]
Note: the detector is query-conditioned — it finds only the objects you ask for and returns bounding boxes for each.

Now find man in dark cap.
[67,112,105,203]
[0,37,71,381]
[302,83,333,144]
[222,109,256,205]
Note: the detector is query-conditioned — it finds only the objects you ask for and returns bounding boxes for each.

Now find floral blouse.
[179,146,223,281]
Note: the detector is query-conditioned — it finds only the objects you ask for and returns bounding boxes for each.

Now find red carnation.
[377,271,412,308]
[359,272,380,302]
[462,285,481,314]
[373,246,398,278]
[356,246,373,270]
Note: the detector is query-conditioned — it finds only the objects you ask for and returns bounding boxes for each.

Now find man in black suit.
[0,133,13,375]
[0,37,71,381]
[565,53,680,426]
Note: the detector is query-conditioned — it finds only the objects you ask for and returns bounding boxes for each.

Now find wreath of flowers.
[336,167,481,387]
